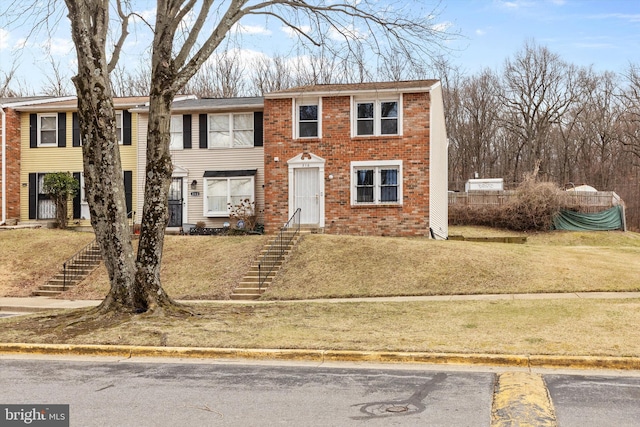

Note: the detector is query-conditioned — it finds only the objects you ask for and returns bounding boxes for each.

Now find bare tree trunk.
[66,0,139,313]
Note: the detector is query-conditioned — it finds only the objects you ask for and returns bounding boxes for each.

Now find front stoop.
[33,245,103,297]
[230,230,309,300]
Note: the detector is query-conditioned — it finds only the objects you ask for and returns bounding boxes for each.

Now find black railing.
[63,239,101,290]
[258,208,301,290]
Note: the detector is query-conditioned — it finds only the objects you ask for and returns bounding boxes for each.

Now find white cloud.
[432,21,453,33]
[42,37,74,56]
[13,37,27,50]
[0,28,9,50]
[232,23,272,36]
[134,8,157,24]
[327,25,368,42]
[281,25,312,38]
[476,29,487,36]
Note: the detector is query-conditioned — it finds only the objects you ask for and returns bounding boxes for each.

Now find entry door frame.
[170,164,189,227]
[287,152,325,227]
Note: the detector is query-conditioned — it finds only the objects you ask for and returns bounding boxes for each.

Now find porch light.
[191,180,197,189]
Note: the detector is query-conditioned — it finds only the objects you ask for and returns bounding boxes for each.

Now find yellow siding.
[20,111,138,226]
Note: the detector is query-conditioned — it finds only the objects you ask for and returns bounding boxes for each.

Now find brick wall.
[264,92,432,237]
[0,108,21,222]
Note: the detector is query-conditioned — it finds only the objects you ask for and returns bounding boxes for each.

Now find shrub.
[42,172,79,229]
[449,178,568,232]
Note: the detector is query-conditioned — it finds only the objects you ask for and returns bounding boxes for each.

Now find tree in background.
[24,0,450,316]
[42,172,79,229]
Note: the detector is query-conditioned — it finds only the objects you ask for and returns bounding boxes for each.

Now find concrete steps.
[230,230,307,300]
[33,244,102,296]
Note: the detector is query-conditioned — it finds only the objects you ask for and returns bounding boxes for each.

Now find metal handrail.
[258,208,301,290]
[63,239,101,290]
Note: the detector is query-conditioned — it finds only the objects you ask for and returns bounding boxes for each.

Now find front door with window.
[168,178,183,227]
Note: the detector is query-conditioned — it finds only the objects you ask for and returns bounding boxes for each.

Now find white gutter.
[1,103,6,225]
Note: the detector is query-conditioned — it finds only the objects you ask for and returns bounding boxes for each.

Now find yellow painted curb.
[491,372,557,427]
[1,344,640,371]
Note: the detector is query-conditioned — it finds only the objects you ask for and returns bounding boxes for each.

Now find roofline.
[14,96,150,112]
[0,96,77,109]
[265,81,440,99]
[130,99,264,113]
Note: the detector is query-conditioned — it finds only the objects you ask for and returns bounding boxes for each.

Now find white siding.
[136,114,265,228]
[428,83,449,239]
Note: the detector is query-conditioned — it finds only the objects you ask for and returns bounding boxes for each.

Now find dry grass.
[264,228,640,300]
[62,235,268,300]
[2,298,640,357]
[0,229,95,297]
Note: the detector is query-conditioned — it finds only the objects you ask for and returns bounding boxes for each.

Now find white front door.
[294,167,320,225]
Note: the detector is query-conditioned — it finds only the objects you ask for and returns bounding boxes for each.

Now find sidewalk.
[2,291,640,313]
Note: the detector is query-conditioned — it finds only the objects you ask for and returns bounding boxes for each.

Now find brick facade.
[0,107,21,222]
[264,91,432,237]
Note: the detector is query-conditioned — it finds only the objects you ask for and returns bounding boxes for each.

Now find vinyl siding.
[20,111,138,226]
[136,114,265,228]
[428,83,449,239]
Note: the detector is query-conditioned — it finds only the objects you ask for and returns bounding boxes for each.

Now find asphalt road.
[1,357,640,426]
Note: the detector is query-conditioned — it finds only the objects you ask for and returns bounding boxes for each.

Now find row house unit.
[132,97,265,231]
[263,80,448,238]
[1,96,70,225]
[1,79,448,238]
[9,97,146,227]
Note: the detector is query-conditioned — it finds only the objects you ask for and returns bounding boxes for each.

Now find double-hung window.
[115,112,123,144]
[203,171,255,217]
[170,115,183,150]
[296,99,320,138]
[38,114,58,146]
[209,113,254,148]
[354,98,400,136]
[351,160,402,205]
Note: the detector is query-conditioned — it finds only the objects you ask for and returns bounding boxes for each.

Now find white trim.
[207,112,254,148]
[351,95,402,137]
[294,97,322,139]
[265,82,438,99]
[203,175,255,217]
[37,113,58,146]
[350,160,403,206]
[287,153,325,227]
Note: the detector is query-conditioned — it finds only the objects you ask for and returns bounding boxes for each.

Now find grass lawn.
[1,226,640,357]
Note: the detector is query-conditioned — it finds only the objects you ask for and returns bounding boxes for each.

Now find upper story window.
[209,113,254,148]
[115,112,123,144]
[296,98,321,138]
[170,115,183,150]
[38,114,58,146]
[353,97,400,137]
[351,160,403,205]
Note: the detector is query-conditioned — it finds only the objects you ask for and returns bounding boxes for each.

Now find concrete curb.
[1,343,639,370]
[491,372,557,427]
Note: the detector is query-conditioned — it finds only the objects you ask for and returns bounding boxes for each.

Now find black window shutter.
[254,112,264,147]
[72,112,80,147]
[199,114,208,148]
[72,172,81,219]
[183,114,192,149]
[30,114,37,148]
[123,110,132,145]
[124,171,133,218]
[57,113,66,147]
[28,173,37,219]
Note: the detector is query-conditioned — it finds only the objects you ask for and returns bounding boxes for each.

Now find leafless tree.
[499,41,580,182]
[111,63,151,97]
[9,0,451,315]
[183,48,247,98]
[41,57,73,96]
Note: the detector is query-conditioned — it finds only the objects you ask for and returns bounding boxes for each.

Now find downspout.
[1,103,6,225]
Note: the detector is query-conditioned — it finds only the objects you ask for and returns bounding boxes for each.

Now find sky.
[0,0,639,93]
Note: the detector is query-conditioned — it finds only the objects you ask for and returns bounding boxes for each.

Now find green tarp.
[552,205,624,231]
